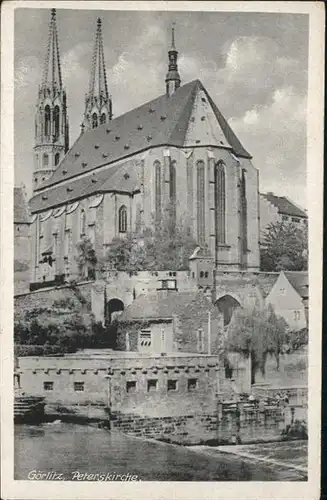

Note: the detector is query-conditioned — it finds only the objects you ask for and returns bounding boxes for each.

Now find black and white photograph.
[1,1,323,499]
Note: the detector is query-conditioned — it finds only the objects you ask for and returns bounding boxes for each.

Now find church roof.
[30,79,251,212]
[260,193,307,219]
[14,187,31,224]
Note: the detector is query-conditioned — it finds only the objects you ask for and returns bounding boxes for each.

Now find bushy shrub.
[281,419,308,440]
[14,309,118,354]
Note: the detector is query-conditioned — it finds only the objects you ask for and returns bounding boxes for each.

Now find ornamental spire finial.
[165,22,181,97]
[171,22,176,50]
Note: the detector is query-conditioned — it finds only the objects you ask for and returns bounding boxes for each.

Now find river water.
[14,423,306,481]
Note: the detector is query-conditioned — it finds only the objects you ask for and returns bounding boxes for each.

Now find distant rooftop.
[260,192,307,219]
[14,187,31,224]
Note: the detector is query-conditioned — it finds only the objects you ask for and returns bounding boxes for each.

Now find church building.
[28,9,260,286]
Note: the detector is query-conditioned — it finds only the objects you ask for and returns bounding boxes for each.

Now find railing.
[252,384,308,406]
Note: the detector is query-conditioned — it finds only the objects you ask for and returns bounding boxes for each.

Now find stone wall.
[14,281,93,318]
[16,353,297,445]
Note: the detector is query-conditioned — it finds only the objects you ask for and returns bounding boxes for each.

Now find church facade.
[28,9,260,286]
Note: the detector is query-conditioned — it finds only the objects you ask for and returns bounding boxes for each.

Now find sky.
[14,8,308,207]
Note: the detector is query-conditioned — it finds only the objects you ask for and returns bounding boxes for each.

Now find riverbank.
[189,441,307,478]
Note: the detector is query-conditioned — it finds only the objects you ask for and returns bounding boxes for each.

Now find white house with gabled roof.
[265,270,308,331]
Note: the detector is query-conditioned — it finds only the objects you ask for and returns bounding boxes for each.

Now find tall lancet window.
[154,161,161,223]
[240,169,248,268]
[118,205,127,233]
[92,113,98,129]
[80,209,86,237]
[169,160,176,227]
[197,160,205,245]
[215,161,226,244]
[100,113,106,125]
[53,105,60,140]
[44,105,51,137]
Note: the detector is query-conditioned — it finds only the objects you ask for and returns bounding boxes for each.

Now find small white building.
[265,271,308,331]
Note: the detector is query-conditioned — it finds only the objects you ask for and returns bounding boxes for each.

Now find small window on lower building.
[167,379,178,391]
[147,379,158,392]
[292,217,300,223]
[126,381,137,393]
[282,215,288,221]
[43,381,54,391]
[74,382,84,392]
[188,378,198,391]
[294,310,301,321]
[139,331,152,347]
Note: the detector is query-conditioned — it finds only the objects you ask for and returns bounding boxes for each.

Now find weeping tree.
[225,304,288,385]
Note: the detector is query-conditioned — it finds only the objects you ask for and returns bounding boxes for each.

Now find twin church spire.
[33,10,181,192]
[82,18,113,133]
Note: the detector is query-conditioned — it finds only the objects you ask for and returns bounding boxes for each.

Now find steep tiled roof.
[29,160,140,213]
[30,79,251,212]
[284,271,308,299]
[14,187,30,223]
[120,290,217,321]
[261,193,307,218]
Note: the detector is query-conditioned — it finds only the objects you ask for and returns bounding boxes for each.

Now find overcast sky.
[14,8,308,207]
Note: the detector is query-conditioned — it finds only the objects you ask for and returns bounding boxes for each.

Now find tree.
[260,221,308,272]
[75,237,98,280]
[105,205,198,271]
[225,304,288,385]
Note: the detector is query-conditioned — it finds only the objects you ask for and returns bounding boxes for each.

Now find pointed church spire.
[165,23,181,97]
[82,17,112,131]
[41,8,62,92]
[33,8,69,193]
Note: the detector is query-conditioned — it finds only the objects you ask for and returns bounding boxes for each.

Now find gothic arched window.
[197,160,205,245]
[118,205,127,233]
[100,113,106,125]
[80,209,86,236]
[92,113,98,129]
[44,105,51,137]
[154,161,161,223]
[215,161,226,244]
[169,160,176,204]
[54,153,60,166]
[53,105,60,140]
[43,153,49,167]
